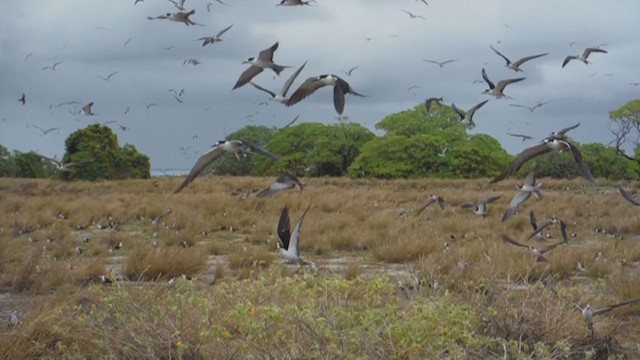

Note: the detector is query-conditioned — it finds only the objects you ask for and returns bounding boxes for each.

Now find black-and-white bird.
[529,210,544,241]
[257,174,304,197]
[451,100,489,126]
[285,74,364,115]
[509,100,551,112]
[277,0,316,6]
[96,71,120,81]
[562,46,608,68]
[506,132,534,141]
[425,97,444,113]
[81,102,96,116]
[147,10,203,26]
[501,234,566,262]
[277,204,312,264]
[502,172,542,222]
[233,42,289,90]
[489,45,548,72]
[461,195,501,217]
[27,123,59,135]
[619,188,640,206]
[579,296,640,337]
[174,140,278,193]
[196,24,233,46]
[527,216,568,242]
[423,59,457,68]
[401,10,425,20]
[250,61,307,103]
[39,154,93,172]
[342,66,359,77]
[8,311,21,328]
[481,68,526,99]
[18,93,26,105]
[416,195,445,215]
[42,61,62,71]
[183,58,200,66]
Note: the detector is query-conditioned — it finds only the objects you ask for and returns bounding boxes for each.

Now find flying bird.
[461,195,501,217]
[249,61,308,103]
[123,37,132,47]
[42,61,62,71]
[27,123,59,135]
[39,155,93,172]
[96,71,120,81]
[196,24,233,46]
[424,97,443,113]
[174,140,278,193]
[527,216,568,242]
[207,0,229,11]
[579,296,640,338]
[147,10,203,26]
[423,59,457,68]
[481,68,526,99]
[502,172,542,222]
[529,210,544,240]
[81,102,96,116]
[232,42,289,90]
[451,100,489,126]
[282,114,301,129]
[143,102,158,110]
[285,74,364,115]
[506,132,534,141]
[415,0,429,5]
[277,204,312,264]
[401,10,425,20]
[562,46,608,68]
[342,66,360,77]
[508,100,551,112]
[168,0,186,10]
[416,195,445,215]
[489,45,548,72]
[18,93,26,105]
[256,174,304,197]
[501,234,566,262]
[277,0,316,5]
[619,188,640,206]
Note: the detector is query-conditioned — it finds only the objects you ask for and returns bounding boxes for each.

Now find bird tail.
[271,64,290,75]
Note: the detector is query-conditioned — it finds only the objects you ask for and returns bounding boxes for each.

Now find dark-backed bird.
[39,155,93,172]
[562,46,608,68]
[174,140,278,193]
[527,216,568,242]
[96,71,120,81]
[501,234,566,262]
[42,61,62,71]
[416,195,445,215]
[425,97,443,113]
[489,45,548,72]
[461,195,501,217]
[147,10,203,26]
[81,102,96,116]
[277,204,312,264]
[27,123,59,135]
[402,10,425,20]
[196,24,233,46]
[502,172,542,222]
[277,0,316,5]
[18,93,26,105]
[233,42,289,90]
[451,100,489,126]
[529,210,544,240]
[342,66,360,77]
[250,61,307,103]
[619,188,640,206]
[506,132,533,141]
[285,74,364,115]
[423,59,456,68]
[257,174,304,197]
[481,68,526,99]
[508,100,551,112]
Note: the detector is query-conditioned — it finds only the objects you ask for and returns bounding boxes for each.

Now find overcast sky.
[1,0,639,172]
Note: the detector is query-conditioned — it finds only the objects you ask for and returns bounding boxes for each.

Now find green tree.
[608,99,640,160]
[0,144,15,177]
[12,151,46,178]
[62,124,149,180]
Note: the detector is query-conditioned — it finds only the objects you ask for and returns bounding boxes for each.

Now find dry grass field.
[1,175,640,359]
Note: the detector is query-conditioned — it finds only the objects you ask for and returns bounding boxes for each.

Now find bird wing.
[277,205,291,250]
[450,103,466,120]
[258,42,279,62]
[241,140,279,160]
[592,296,640,316]
[512,52,548,67]
[233,66,264,90]
[558,219,568,242]
[38,153,62,166]
[583,47,607,59]
[333,83,346,115]
[481,195,502,204]
[501,235,531,249]
[502,190,532,222]
[173,144,226,193]
[490,142,553,183]
[466,99,489,121]
[435,196,445,209]
[527,218,555,239]
[423,59,440,65]
[619,188,640,206]
[541,239,566,253]
[495,77,526,92]
[285,77,326,107]
[106,71,120,80]
[562,56,576,68]
[249,82,276,98]
[481,68,495,89]
[555,123,580,137]
[416,197,437,215]
[529,209,538,230]
[523,171,537,186]
[440,59,457,65]
[508,104,528,109]
[280,60,307,97]
[566,141,595,184]
[288,204,312,257]
[256,179,293,198]
[460,201,477,209]
[489,45,511,65]
[83,102,94,113]
[216,24,233,37]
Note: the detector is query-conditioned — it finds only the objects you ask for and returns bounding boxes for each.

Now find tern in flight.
[257,174,304,197]
[423,59,457,68]
[96,71,120,81]
[249,61,307,103]
[233,42,289,90]
[196,24,233,46]
[401,10,425,20]
[461,195,501,217]
[502,172,542,222]
[481,68,526,99]
[509,100,551,112]
[562,46,608,68]
[451,100,489,126]
[286,74,364,115]
[501,234,566,262]
[147,10,203,26]
[42,61,63,71]
[489,45,548,72]
[416,195,445,215]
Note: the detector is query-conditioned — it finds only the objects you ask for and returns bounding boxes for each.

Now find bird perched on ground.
[481,68,526,99]
[451,100,489,126]
[277,204,312,264]
[196,24,233,46]
[500,234,566,262]
[174,140,278,193]
[233,42,289,90]
[416,195,445,215]
[257,174,304,197]
[502,171,542,222]
[285,74,364,115]
[461,195,501,217]
[562,46,608,68]
[489,45,548,72]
